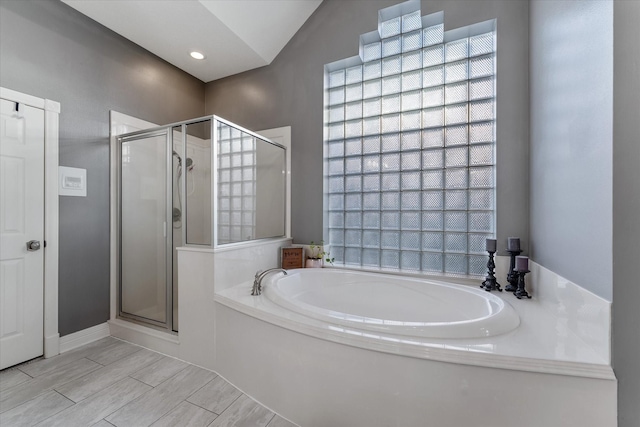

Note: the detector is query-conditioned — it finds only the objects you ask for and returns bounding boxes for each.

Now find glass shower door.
[119,130,172,328]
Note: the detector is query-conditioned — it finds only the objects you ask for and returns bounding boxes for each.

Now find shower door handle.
[26,240,41,251]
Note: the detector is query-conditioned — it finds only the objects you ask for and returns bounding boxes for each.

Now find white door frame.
[0,87,60,358]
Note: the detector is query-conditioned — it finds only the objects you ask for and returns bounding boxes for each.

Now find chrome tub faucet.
[251,268,287,296]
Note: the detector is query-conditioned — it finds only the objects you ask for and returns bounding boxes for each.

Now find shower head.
[172,151,194,169]
[172,150,182,166]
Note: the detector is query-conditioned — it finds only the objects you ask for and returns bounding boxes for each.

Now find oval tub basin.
[263,269,519,339]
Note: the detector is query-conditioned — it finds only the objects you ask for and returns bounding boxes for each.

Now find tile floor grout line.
[60,347,168,401]
[106,369,204,427]
[0,388,46,415]
[44,357,103,393]
[15,338,118,377]
[43,389,79,423]
[14,355,45,375]
[99,377,158,424]
[131,353,190,376]
[143,397,183,427]
[54,364,152,404]
[160,399,219,425]
[14,366,36,379]
[52,388,76,405]
[184,374,218,401]
[128,362,190,388]
[86,377,156,427]
[0,390,71,426]
[265,412,277,427]
[0,372,33,393]
[85,346,143,366]
[182,399,219,416]
[0,358,103,414]
[184,395,226,417]
[214,391,245,417]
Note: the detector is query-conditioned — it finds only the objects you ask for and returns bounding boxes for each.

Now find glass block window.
[324,2,496,276]
[217,122,256,244]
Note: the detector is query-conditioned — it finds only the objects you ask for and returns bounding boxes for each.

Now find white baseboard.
[59,323,111,353]
[44,333,60,358]
[108,319,180,358]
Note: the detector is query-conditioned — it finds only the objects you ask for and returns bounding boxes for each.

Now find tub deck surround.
[215,266,613,380]
[214,303,616,427]
[213,262,615,426]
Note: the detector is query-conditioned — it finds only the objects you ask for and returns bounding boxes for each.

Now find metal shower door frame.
[116,128,174,332]
[116,114,287,332]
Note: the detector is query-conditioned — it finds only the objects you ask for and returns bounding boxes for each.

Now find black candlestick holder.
[481,250,502,292]
[515,270,532,299]
[505,249,522,292]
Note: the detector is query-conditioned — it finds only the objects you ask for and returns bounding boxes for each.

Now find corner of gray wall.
[612,1,640,426]
[529,0,613,300]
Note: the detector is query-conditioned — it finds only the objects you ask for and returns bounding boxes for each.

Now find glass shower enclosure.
[117,116,286,332]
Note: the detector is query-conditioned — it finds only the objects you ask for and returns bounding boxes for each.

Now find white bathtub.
[264,269,519,339]
[214,266,616,427]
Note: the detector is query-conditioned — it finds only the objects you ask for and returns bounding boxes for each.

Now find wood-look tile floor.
[0,337,297,427]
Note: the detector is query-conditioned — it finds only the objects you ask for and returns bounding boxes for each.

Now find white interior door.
[0,98,45,369]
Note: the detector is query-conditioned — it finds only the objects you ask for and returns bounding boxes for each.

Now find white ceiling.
[62,0,323,82]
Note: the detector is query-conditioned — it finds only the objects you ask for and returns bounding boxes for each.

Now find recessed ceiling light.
[190,51,205,60]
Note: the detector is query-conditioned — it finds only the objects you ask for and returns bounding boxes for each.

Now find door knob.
[26,240,41,251]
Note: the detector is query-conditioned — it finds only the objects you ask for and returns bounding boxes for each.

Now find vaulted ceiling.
[62,0,323,82]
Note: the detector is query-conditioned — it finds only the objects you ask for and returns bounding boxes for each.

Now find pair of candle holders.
[481,248,531,299]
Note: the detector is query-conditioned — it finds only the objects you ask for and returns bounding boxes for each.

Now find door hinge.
[44,240,47,248]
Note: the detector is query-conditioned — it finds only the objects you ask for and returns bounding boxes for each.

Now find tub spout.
[251,268,287,296]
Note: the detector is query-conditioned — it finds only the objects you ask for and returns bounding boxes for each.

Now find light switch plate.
[59,166,87,197]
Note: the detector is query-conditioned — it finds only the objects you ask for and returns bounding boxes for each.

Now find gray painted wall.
[0,0,205,336]
[529,0,613,300]
[612,1,640,426]
[205,0,530,249]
